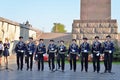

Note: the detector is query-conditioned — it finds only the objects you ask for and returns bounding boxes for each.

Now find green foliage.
[51,23,67,33]
[113,40,120,61]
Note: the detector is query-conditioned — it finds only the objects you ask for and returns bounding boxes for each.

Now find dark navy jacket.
[26,42,36,55]
[36,43,46,54]
[15,41,26,53]
[47,43,57,54]
[79,42,90,54]
[103,41,114,53]
[58,44,67,53]
[92,41,102,53]
[68,43,79,54]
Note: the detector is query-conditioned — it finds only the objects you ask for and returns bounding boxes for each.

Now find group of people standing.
[0,35,114,73]
[67,35,114,73]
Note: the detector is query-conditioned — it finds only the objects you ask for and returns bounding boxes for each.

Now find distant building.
[0,17,37,54]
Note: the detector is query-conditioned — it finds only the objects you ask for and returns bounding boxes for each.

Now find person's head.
[95,36,99,41]
[83,37,88,42]
[72,39,76,44]
[29,37,33,42]
[106,35,111,41]
[5,38,9,43]
[19,36,23,41]
[39,39,44,43]
[0,41,2,44]
[49,39,54,44]
[60,40,64,45]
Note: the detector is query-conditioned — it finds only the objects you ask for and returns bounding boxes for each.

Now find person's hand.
[55,55,57,57]
[77,54,80,57]
[25,55,27,57]
[91,54,93,58]
[100,54,104,57]
[67,55,69,57]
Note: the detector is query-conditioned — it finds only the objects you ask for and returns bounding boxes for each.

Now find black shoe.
[38,69,40,71]
[49,67,51,70]
[97,71,99,73]
[81,69,83,72]
[62,70,64,72]
[104,70,107,73]
[85,70,88,72]
[26,68,29,71]
[108,70,111,73]
[6,67,8,70]
[74,70,76,72]
[21,69,23,71]
[70,68,72,70]
[58,67,60,69]
[17,68,19,70]
[93,70,96,72]
[30,69,32,71]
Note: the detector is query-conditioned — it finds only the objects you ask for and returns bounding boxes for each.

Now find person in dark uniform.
[25,37,36,71]
[0,41,3,66]
[3,39,10,69]
[35,39,46,71]
[92,36,102,73]
[79,37,90,72]
[57,40,67,72]
[15,36,26,70]
[103,35,114,73]
[68,39,79,72]
[47,40,57,71]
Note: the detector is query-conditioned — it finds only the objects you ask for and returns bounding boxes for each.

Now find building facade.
[0,17,37,54]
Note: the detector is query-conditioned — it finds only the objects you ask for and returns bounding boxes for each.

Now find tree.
[51,23,67,33]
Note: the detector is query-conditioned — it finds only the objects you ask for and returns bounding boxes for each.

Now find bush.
[113,40,120,61]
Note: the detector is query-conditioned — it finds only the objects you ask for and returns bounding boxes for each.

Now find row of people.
[14,35,114,73]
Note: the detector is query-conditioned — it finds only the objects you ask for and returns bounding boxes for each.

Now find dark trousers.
[38,54,44,71]
[16,52,24,70]
[26,55,33,70]
[70,54,76,71]
[59,54,65,70]
[81,53,88,72]
[57,54,60,68]
[48,53,55,70]
[93,53,100,72]
[104,52,113,72]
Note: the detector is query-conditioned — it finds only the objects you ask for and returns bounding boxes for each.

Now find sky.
[0,0,120,32]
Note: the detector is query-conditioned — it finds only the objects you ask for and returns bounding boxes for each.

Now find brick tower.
[72,0,118,44]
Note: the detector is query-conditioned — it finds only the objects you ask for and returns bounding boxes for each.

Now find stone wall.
[72,20,118,44]
[0,17,37,54]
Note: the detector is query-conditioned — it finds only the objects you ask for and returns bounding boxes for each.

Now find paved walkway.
[0,55,120,80]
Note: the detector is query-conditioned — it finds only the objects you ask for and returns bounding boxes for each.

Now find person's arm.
[91,43,94,54]
[43,44,46,54]
[88,44,91,52]
[112,42,114,53]
[100,43,103,54]
[14,43,18,53]
[47,45,49,54]
[76,45,79,53]
[33,44,36,54]
[102,42,105,53]
[24,43,28,55]
[7,43,10,49]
